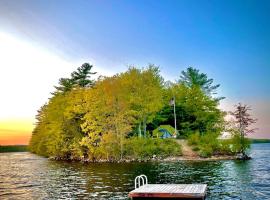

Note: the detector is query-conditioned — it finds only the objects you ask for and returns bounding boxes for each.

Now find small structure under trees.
[153,125,177,139]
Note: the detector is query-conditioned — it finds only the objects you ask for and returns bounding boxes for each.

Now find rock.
[236,153,252,160]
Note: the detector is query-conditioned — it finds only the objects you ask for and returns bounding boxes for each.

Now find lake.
[0,143,269,199]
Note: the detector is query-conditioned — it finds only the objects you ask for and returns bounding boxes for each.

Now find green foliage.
[29,65,228,161]
[187,132,200,146]
[229,103,256,156]
[53,63,96,94]
[120,65,165,137]
[250,139,270,143]
[218,139,234,155]
[198,145,213,158]
[187,130,253,158]
[188,132,220,158]
[230,134,251,154]
[179,67,222,98]
[124,138,181,159]
[152,83,225,137]
[71,63,96,87]
[192,146,200,151]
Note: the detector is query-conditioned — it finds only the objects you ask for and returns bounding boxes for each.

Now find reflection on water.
[0,143,269,199]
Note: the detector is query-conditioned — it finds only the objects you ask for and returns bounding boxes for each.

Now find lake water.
[0,143,269,199]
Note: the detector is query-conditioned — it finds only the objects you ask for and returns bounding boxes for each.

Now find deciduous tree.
[230,103,257,158]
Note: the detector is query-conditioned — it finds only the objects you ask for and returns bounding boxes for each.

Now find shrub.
[188,132,219,157]
[192,146,200,151]
[199,145,213,158]
[200,132,219,152]
[230,134,251,154]
[188,132,200,145]
[217,139,234,155]
[124,138,181,160]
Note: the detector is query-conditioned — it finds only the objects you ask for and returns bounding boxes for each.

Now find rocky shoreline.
[49,154,244,163]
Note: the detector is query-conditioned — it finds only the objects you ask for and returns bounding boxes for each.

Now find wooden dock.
[129,175,207,199]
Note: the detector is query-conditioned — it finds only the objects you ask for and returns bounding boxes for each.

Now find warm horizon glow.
[0,118,33,145]
[0,31,122,145]
[0,31,73,145]
[0,30,269,145]
[0,0,270,145]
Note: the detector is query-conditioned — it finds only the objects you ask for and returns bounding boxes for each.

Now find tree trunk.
[143,116,147,138]
[138,122,142,138]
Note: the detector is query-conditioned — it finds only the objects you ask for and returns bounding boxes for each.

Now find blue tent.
[157,128,172,139]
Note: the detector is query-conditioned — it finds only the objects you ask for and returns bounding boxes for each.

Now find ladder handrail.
[134,175,148,189]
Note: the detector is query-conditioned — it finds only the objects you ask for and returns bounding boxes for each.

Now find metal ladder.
[134,175,148,189]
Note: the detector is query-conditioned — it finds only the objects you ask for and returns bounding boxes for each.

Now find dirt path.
[176,139,198,158]
[163,139,236,161]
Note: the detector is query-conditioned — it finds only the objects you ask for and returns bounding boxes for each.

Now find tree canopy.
[29,64,236,160]
[53,63,96,94]
[229,103,257,158]
[179,67,221,97]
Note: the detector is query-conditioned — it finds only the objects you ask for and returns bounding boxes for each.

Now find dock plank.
[129,184,207,199]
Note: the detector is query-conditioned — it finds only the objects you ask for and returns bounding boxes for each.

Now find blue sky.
[0,0,269,141]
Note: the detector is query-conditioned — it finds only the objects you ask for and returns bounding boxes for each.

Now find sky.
[0,0,269,144]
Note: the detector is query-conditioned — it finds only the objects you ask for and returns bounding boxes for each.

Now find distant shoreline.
[0,145,28,153]
[249,138,270,143]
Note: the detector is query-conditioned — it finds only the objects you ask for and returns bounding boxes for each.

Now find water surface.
[0,143,269,199]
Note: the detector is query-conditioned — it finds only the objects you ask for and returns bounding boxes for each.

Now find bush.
[188,132,200,146]
[199,145,213,158]
[187,131,253,158]
[176,135,187,139]
[217,139,234,155]
[200,133,219,152]
[192,146,200,151]
[124,138,181,160]
[188,132,219,158]
[230,134,251,154]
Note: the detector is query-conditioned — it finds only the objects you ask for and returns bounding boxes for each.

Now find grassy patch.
[124,138,182,160]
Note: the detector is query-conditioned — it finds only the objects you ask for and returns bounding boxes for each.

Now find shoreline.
[163,155,237,161]
[49,154,238,163]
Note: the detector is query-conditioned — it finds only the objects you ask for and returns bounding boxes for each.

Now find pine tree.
[53,63,96,94]
[179,67,221,97]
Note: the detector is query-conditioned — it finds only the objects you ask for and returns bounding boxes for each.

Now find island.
[29,64,257,162]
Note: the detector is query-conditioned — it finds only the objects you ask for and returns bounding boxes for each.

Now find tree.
[81,75,135,160]
[53,63,96,94]
[152,81,225,137]
[230,103,257,158]
[29,91,86,158]
[71,63,96,87]
[30,63,96,157]
[53,78,75,94]
[120,65,164,137]
[29,64,228,161]
[179,67,221,97]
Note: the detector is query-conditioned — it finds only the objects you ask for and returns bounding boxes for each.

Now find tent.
[152,125,177,139]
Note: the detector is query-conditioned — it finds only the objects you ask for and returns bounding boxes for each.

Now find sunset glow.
[0,32,72,145]
[0,119,33,145]
[0,0,269,146]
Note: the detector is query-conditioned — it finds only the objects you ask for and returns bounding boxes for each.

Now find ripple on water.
[0,144,270,199]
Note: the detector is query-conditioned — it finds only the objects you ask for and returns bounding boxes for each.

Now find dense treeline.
[29,63,230,161]
[250,139,270,143]
[0,145,28,153]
